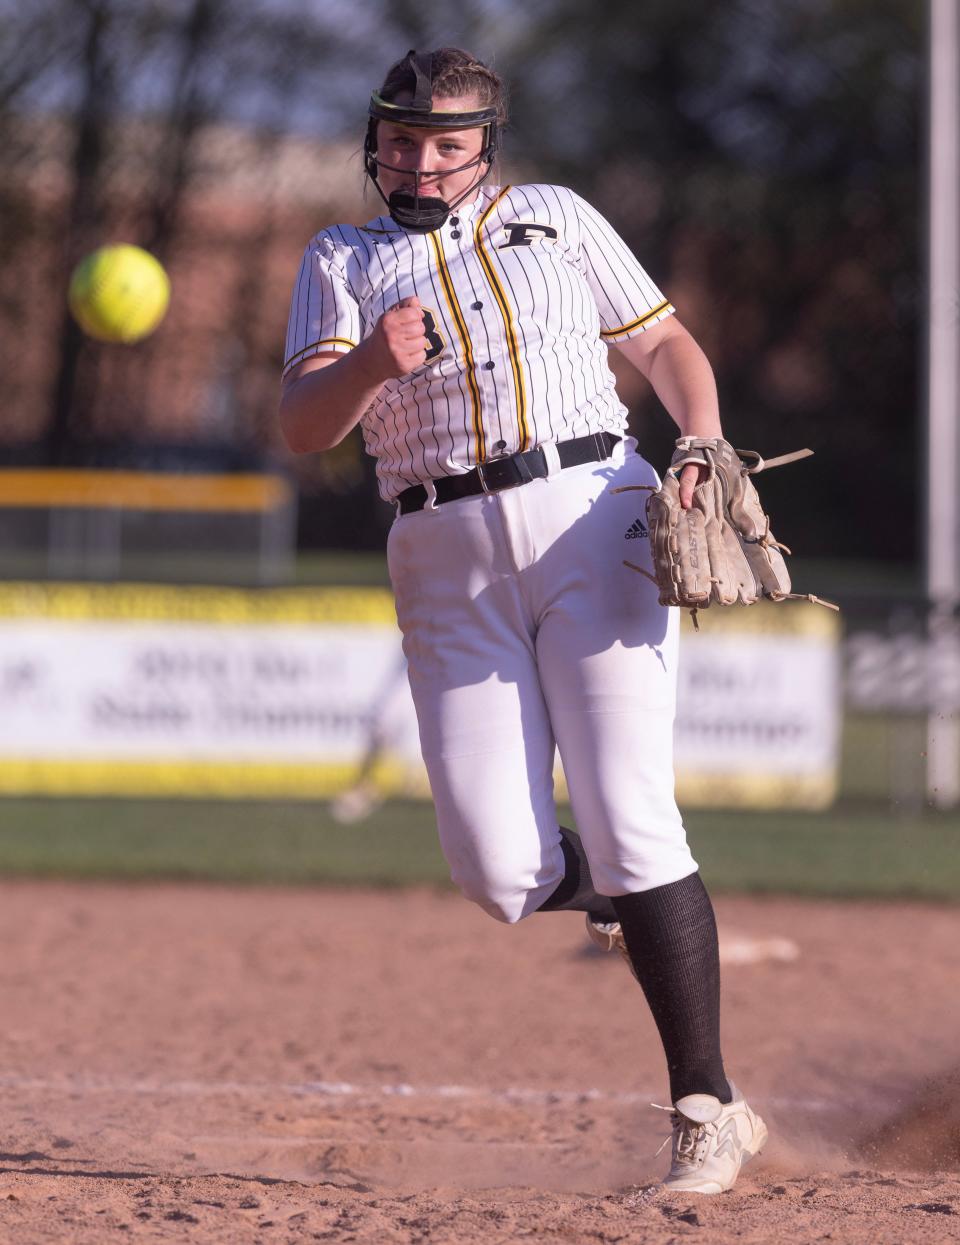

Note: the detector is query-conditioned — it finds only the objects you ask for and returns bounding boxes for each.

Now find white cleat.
[584,914,624,953]
[658,1082,767,1194]
[584,915,639,980]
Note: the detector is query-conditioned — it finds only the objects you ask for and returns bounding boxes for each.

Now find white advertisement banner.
[674,610,841,808]
[0,622,415,760]
[0,585,839,807]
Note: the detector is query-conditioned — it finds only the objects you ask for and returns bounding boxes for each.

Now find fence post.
[925,0,960,805]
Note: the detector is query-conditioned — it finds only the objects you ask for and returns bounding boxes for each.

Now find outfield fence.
[0,562,949,809]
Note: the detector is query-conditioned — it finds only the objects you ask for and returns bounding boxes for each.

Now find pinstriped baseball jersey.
[283,182,675,502]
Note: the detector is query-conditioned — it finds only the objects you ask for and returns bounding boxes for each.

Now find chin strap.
[368,159,493,233]
[386,191,451,233]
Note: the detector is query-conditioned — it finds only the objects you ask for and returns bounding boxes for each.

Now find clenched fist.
[358,296,429,382]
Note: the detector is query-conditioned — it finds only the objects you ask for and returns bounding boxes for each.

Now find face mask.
[364,50,500,233]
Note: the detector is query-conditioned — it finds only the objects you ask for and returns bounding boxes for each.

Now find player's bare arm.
[279,297,428,453]
[616,317,721,508]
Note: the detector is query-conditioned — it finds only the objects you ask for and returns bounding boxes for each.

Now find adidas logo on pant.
[624,518,648,539]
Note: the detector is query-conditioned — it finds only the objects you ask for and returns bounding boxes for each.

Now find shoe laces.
[652,1103,706,1166]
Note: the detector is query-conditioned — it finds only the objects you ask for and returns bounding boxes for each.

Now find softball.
[68,244,171,344]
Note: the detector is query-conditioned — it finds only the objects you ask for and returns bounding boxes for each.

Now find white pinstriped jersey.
[283,183,675,501]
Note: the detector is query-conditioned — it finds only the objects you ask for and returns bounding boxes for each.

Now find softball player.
[280,47,766,1194]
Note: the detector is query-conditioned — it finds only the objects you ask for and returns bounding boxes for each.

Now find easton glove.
[622,437,835,626]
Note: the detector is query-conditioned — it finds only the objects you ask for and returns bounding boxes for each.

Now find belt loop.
[424,480,439,511]
[541,441,562,477]
[593,431,606,460]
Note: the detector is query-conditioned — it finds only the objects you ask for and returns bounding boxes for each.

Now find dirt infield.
[0,879,957,1243]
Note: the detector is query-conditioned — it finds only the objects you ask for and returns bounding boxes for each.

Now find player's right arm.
[279,297,428,453]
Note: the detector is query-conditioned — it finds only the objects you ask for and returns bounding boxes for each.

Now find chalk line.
[0,1073,840,1114]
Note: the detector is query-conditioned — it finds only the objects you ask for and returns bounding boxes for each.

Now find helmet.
[364,50,499,233]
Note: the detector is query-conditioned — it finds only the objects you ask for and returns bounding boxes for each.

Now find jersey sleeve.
[571,192,675,342]
[281,233,360,377]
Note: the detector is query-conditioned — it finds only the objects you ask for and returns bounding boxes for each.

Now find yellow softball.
[68,244,171,344]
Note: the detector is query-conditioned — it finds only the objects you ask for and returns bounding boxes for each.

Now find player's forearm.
[639,330,722,440]
[278,346,385,453]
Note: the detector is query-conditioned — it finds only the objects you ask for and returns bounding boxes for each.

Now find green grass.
[0,799,448,887]
[0,797,957,901]
[3,551,906,597]
[294,553,921,599]
[685,807,960,900]
[293,551,390,587]
[840,714,928,803]
[291,553,924,601]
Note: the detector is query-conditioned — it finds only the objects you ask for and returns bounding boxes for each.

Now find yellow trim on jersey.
[600,301,675,341]
[282,337,357,374]
[474,187,529,450]
[428,230,486,462]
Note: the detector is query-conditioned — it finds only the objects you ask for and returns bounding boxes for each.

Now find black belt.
[396,432,621,514]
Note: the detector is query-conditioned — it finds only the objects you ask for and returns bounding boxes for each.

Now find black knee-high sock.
[536,827,618,923]
[612,872,731,1105]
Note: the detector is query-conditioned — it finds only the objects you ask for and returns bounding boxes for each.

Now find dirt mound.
[859,1067,960,1171]
[0,881,957,1242]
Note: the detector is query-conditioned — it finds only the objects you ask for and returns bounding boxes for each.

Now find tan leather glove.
[633,438,835,624]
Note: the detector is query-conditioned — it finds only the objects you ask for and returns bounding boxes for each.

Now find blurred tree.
[0,0,923,565]
[48,0,118,461]
[0,0,367,464]
[498,0,921,565]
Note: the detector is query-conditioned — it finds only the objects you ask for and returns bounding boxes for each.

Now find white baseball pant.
[387,440,697,923]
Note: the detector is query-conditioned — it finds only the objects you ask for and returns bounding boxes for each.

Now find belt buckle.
[477,450,535,495]
[476,444,504,494]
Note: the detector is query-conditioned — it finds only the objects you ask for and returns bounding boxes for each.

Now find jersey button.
[483,361,496,370]
[471,301,483,310]
[450,231,461,239]
[449,216,460,226]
